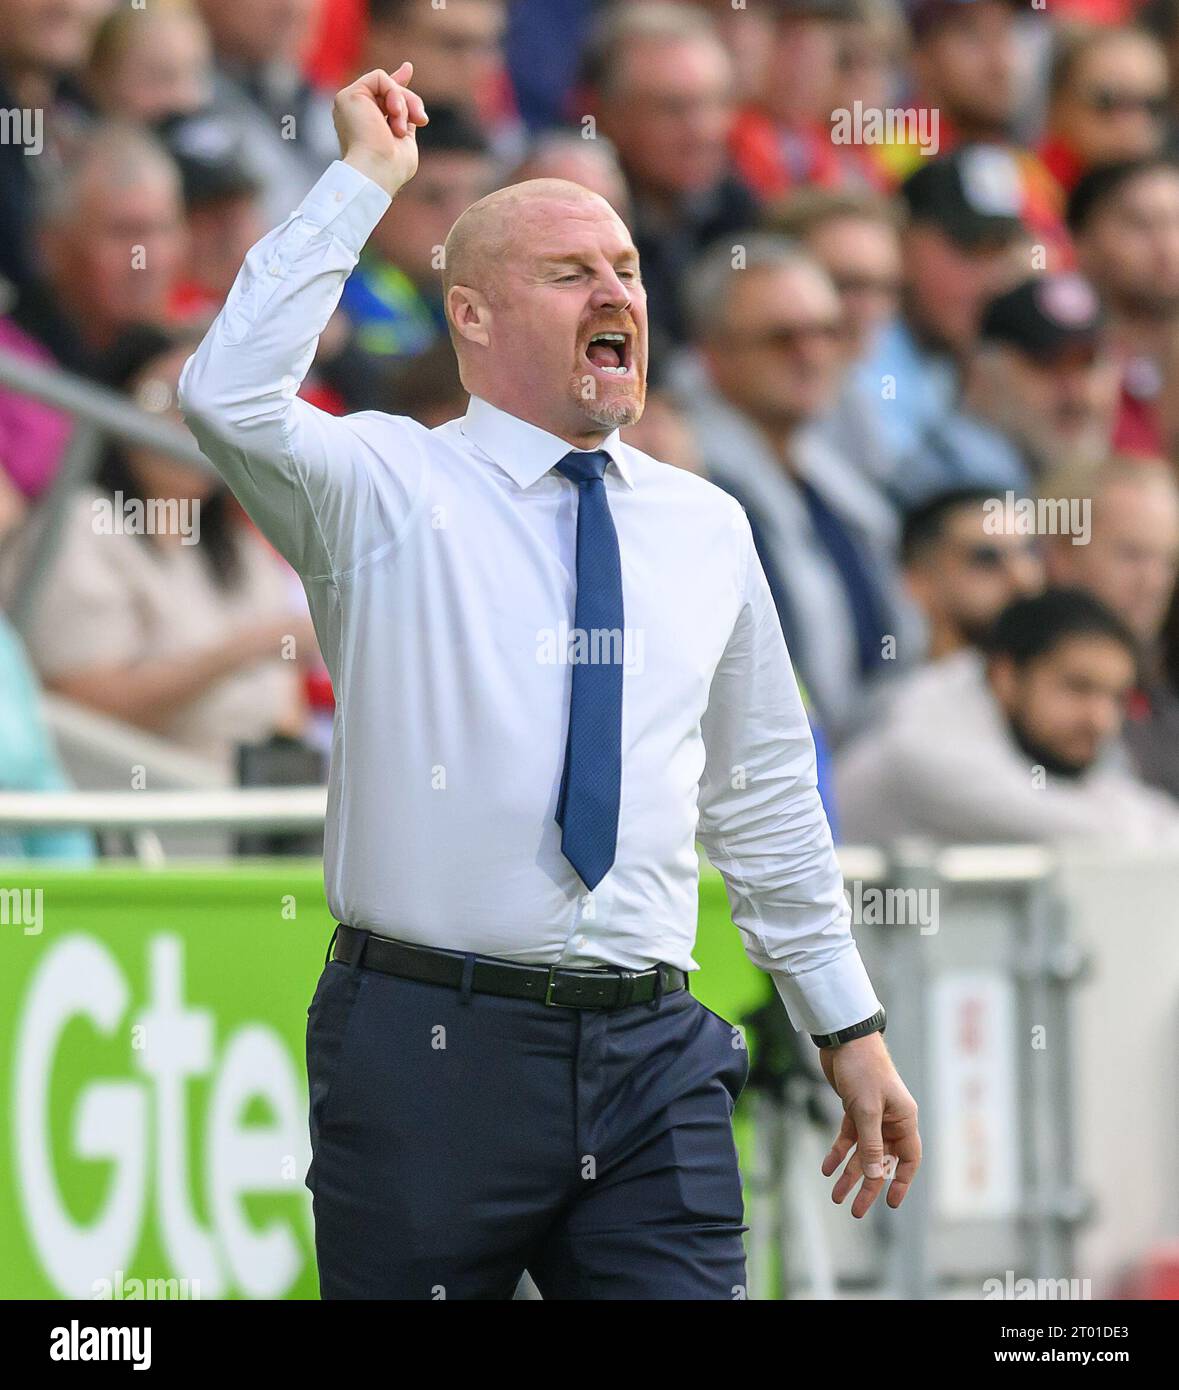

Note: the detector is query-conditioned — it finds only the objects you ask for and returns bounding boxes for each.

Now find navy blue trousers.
[304,947,750,1300]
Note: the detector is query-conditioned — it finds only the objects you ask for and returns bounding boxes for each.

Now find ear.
[447,285,492,348]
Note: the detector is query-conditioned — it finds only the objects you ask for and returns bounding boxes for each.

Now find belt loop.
[458,952,476,1004]
[324,924,340,969]
[649,964,665,1011]
[350,928,372,973]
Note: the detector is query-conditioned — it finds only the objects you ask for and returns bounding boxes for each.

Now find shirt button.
[333,190,344,202]
[576,936,588,949]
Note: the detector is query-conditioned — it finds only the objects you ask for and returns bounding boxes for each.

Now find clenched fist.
[334,62,429,199]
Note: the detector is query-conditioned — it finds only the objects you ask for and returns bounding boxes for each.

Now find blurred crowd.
[4,0,1179,857]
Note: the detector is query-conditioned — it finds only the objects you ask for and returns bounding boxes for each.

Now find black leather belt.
[333,924,688,1009]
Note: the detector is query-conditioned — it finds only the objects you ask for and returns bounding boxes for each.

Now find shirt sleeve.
[697,506,882,1035]
[177,159,431,580]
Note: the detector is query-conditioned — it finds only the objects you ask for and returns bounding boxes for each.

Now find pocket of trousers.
[306,962,370,1156]
[691,996,752,1102]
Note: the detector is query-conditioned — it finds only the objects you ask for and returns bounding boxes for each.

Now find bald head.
[440,176,648,445]
[443,178,618,306]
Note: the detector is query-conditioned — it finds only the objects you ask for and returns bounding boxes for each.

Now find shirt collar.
[460,395,635,491]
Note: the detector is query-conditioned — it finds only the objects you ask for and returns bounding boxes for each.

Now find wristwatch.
[810,1007,887,1050]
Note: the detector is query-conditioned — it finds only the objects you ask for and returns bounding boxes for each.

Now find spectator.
[506,130,631,221]
[193,0,339,228]
[856,146,1026,488]
[886,0,1019,176]
[1041,24,1170,195]
[1069,155,1179,455]
[340,104,492,364]
[766,186,903,359]
[1042,455,1179,795]
[362,0,519,160]
[0,612,94,862]
[728,0,869,200]
[155,108,267,321]
[13,328,314,772]
[901,485,1045,661]
[765,186,903,490]
[905,272,1121,504]
[84,0,214,124]
[15,122,187,375]
[581,2,759,356]
[675,233,910,738]
[836,587,1179,846]
[0,0,103,294]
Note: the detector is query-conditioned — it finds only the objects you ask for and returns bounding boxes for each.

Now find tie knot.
[555,450,611,486]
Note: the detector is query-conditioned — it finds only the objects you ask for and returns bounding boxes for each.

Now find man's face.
[805,215,901,359]
[2,0,106,73]
[702,264,844,432]
[981,343,1121,464]
[44,166,186,336]
[991,636,1136,775]
[374,149,492,284]
[365,0,506,109]
[762,18,841,127]
[1079,169,1179,316]
[904,224,1019,351]
[914,2,1018,133]
[908,505,1045,648]
[196,0,315,66]
[1051,480,1179,642]
[102,12,213,122]
[1051,33,1168,168]
[597,36,734,199]
[471,197,648,436]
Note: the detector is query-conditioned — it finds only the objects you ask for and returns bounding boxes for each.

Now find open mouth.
[584,331,633,376]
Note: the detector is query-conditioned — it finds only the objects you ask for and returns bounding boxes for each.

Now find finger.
[851,1103,886,1182]
[384,87,409,138]
[821,1112,856,1177]
[850,1165,885,1219]
[831,1150,861,1206]
[405,89,430,125]
[885,1131,923,1209]
[390,60,413,86]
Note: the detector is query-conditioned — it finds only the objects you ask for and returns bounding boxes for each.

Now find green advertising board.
[0,864,768,1300]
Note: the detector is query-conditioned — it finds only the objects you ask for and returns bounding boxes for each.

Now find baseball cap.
[154,110,262,209]
[980,273,1105,359]
[900,145,1025,247]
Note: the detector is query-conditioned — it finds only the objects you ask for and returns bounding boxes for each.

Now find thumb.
[851,1105,885,1179]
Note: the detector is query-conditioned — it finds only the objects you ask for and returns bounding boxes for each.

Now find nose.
[590,268,631,312]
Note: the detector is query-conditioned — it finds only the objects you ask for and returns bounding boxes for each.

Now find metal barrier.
[0,788,1094,1298]
[0,346,216,633]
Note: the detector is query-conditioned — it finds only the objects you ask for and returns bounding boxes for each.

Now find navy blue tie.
[553,450,623,890]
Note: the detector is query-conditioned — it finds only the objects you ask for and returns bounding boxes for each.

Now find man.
[1043,455,1179,798]
[765,187,903,491]
[836,588,1179,847]
[1041,24,1170,195]
[10,122,186,377]
[1069,156,1179,456]
[581,2,760,357]
[906,272,1121,503]
[902,486,1045,661]
[676,233,911,739]
[194,0,340,228]
[857,146,1026,496]
[179,63,919,1300]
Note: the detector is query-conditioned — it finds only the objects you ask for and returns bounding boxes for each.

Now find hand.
[818,1031,921,1218]
[334,62,429,199]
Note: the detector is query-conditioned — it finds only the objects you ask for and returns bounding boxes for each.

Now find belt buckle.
[544,963,578,1007]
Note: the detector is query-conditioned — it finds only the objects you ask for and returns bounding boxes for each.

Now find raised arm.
[177,66,433,579]
[698,505,920,1216]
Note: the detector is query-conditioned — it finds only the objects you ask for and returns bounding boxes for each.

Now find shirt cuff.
[769,951,883,1035]
[297,159,393,255]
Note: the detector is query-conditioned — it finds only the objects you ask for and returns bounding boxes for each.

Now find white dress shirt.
[178,159,881,1034]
